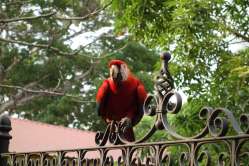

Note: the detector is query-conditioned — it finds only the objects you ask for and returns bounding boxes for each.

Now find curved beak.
[110,65,121,83]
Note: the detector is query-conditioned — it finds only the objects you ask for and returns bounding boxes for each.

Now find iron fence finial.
[0,115,12,166]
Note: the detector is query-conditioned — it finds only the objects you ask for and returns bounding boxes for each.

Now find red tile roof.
[8,117,121,159]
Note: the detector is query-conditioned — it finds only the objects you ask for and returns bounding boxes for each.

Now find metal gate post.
[0,115,12,166]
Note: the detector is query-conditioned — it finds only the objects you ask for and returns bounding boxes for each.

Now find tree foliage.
[0,0,114,117]
[102,0,249,123]
[102,0,249,164]
[103,0,249,100]
[0,0,159,130]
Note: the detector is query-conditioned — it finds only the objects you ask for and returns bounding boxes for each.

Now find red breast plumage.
[97,60,147,142]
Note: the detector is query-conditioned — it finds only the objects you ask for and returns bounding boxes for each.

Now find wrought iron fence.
[0,52,249,166]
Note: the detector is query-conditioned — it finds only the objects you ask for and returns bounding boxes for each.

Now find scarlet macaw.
[97,60,147,142]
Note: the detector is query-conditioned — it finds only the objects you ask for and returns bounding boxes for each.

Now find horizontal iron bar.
[2,134,249,156]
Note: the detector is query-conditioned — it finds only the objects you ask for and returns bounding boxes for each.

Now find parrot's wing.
[132,79,147,126]
[97,79,109,120]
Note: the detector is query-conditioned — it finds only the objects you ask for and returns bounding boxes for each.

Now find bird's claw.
[107,119,118,133]
[120,117,131,133]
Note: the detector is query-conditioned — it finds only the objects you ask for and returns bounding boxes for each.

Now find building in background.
[8,117,121,165]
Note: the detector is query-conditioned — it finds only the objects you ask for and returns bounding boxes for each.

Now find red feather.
[97,60,147,142]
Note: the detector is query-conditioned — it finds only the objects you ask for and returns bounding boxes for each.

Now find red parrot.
[97,60,147,142]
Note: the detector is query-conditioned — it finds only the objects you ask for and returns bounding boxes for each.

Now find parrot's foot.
[107,119,118,133]
[120,117,131,133]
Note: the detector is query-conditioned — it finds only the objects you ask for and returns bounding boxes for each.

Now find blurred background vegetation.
[1,0,249,165]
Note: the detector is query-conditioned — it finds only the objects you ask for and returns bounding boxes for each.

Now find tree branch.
[55,0,113,21]
[0,93,46,113]
[78,43,128,59]
[46,28,61,51]
[0,36,127,58]
[0,84,89,97]
[53,79,61,92]
[0,69,5,90]
[0,12,56,23]
[74,65,93,80]
[215,3,227,26]
[0,66,92,100]
[233,31,249,42]
[0,65,94,111]
[25,74,52,88]
[104,37,116,53]
[215,4,249,42]
[5,56,23,72]
[0,37,84,56]
[4,0,32,5]
[76,55,100,64]
[66,96,95,103]
[15,93,46,106]
[58,26,89,43]
[0,83,95,113]
[8,74,51,105]
[230,41,249,45]
[82,34,116,49]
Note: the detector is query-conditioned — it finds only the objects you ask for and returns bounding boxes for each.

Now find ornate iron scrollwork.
[95,51,249,143]
[95,51,183,146]
[93,51,249,165]
[1,52,249,166]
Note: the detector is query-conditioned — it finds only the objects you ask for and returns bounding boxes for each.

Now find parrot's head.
[109,60,130,83]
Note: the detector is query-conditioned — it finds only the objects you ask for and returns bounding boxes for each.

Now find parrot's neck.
[111,72,134,93]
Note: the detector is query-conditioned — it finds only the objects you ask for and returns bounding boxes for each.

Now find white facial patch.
[110,65,119,81]
[120,64,128,82]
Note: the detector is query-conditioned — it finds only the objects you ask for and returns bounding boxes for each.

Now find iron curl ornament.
[95,52,249,144]
[1,51,249,166]
[95,51,183,146]
[94,51,249,165]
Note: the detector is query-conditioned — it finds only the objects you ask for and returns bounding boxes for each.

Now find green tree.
[102,0,249,103]
[0,0,159,130]
[102,0,249,164]
[0,0,115,125]
[101,0,249,129]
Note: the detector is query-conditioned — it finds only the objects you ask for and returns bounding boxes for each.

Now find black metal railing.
[1,52,249,166]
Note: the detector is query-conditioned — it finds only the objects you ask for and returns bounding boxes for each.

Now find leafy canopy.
[0,0,159,130]
[102,0,249,164]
